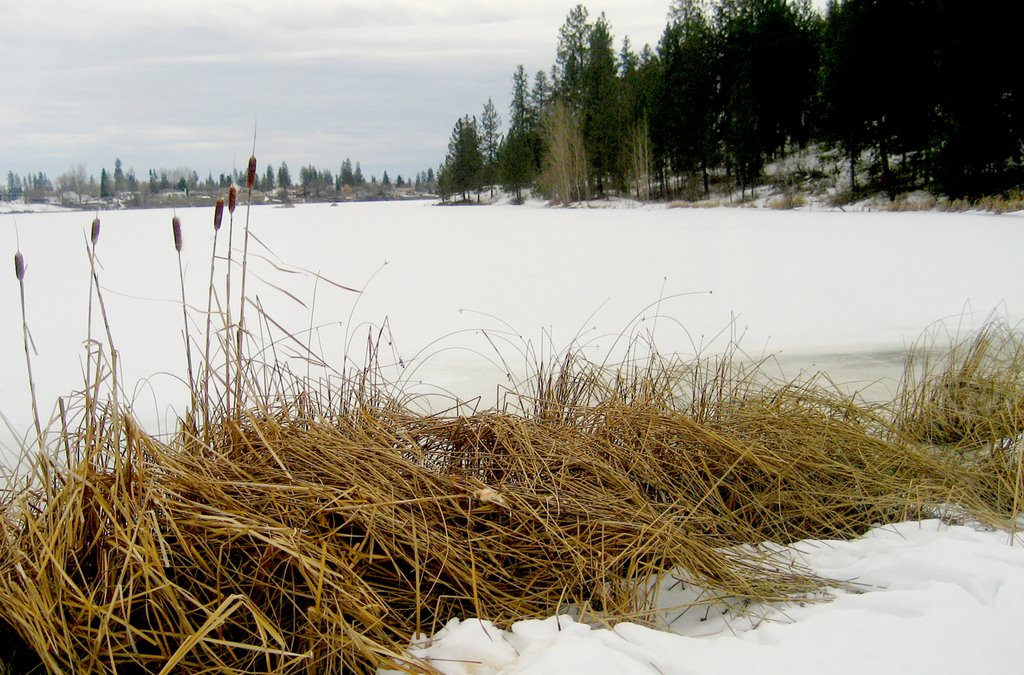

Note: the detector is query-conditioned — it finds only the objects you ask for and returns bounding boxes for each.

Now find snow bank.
[384,520,1024,675]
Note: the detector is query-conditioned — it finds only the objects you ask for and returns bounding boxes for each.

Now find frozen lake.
[2,200,1022,456]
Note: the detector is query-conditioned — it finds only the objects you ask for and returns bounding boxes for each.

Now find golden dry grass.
[3,343,1020,673]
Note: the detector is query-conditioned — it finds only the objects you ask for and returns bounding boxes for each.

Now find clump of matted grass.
[2,196,1022,672]
[891,319,1024,524]
[2,345,1007,673]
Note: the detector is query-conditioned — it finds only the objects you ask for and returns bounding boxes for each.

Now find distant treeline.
[439,0,1024,204]
[2,159,439,207]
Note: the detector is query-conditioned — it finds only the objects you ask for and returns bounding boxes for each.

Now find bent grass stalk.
[203,197,225,433]
[14,250,42,452]
[172,215,196,425]
[84,229,121,455]
[234,155,257,416]
[224,184,238,416]
[86,217,100,447]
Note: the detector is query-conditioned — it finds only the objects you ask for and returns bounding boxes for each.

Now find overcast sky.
[1,1,825,185]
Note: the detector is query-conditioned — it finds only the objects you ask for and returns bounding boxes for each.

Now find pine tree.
[100,168,112,199]
[555,4,592,108]
[113,158,125,193]
[277,162,292,189]
[480,98,503,197]
[340,158,355,186]
[655,2,717,197]
[580,13,622,195]
[443,115,485,202]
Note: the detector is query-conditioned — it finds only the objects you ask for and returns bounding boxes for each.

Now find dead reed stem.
[203,198,225,434]
[225,184,238,417]
[235,156,258,417]
[173,216,196,420]
[14,251,42,452]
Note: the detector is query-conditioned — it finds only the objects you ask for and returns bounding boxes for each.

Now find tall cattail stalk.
[82,221,121,457]
[85,217,101,446]
[202,197,225,432]
[224,184,238,415]
[85,230,120,429]
[234,155,257,415]
[172,215,195,420]
[14,250,43,452]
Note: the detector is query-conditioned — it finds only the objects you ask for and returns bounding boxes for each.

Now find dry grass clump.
[0,350,993,674]
[898,191,1024,214]
[895,321,1024,448]
[892,321,1024,520]
[767,192,807,210]
[668,199,722,209]
[883,192,939,212]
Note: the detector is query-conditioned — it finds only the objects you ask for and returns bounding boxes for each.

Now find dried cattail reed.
[173,215,195,418]
[213,198,224,231]
[235,154,257,414]
[246,156,257,191]
[172,216,183,253]
[15,250,42,449]
[90,217,100,246]
[224,186,238,413]
[204,198,226,431]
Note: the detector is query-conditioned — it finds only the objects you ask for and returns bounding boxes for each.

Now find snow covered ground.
[386,519,1024,675]
[3,200,1023,673]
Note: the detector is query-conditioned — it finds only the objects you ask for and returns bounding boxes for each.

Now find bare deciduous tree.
[624,118,653,202]
[540,100,588,205]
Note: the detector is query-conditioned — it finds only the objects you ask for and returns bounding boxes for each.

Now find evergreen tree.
[555,4,592,108]
[531,70,552,118]
[113,158,125,193]
[480,98,503,197]
[443,115,485,201]
[277,162,292,189]
[502,66,541,202]
[929,0,1023,197]
[715,0,819,195]
[100,168,112,199]
[655,2,717,196]
[353,162,365,186]
[501,126,536,203]
[580,13,622,194]
[264,164,275,191]
[340,158,355,186]
[6,171,22,200]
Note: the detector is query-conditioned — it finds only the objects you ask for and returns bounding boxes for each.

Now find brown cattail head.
[91,217,101,246]
[228,185,238,214]
[246,155,257,191]
[14,252,24,281]
[172,216,182,252]
[214,198,225,231]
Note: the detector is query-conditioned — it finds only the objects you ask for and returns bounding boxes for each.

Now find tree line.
[3,158,439,206]
[439,0,1024,205]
